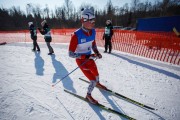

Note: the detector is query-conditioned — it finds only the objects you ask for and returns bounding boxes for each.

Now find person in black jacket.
[38,20,54,55]
[28,22,40,51]
[103,20,113,53]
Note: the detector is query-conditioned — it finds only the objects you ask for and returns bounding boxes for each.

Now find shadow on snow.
[50,55,76,93]
[110,53,180,80]
[34,52,44,76]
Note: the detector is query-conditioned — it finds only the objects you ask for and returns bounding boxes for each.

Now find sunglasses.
[84,18,95,23]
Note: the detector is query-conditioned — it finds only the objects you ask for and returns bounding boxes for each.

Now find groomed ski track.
[0,42,180,120]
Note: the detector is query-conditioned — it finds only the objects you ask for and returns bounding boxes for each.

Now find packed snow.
[0,42,180,120]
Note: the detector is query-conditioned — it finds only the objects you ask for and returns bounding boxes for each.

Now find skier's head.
[41,20,47,27]
[106,20,111,25]
[81,7,95,30]
[81,7,95,21]
[28,22,33,27]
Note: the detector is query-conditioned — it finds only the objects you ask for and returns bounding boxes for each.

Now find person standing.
[38,20,54,55]
[68,7,107,104]
[28,22,40,51]
[103,20,113,53]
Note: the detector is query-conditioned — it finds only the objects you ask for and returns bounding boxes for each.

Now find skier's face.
[82,18,95,30]
[106,21,110,25]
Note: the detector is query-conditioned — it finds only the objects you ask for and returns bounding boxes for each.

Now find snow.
[0,42,180,120]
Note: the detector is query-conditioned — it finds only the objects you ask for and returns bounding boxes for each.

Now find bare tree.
[0,0,179,30]
[63,0,74,19]
[44,4,50,18]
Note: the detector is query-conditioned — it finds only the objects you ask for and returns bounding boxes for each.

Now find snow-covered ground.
[0,42,180,120]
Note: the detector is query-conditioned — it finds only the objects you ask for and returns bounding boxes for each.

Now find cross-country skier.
[103,20,113,53]
[28,22,40,51]
[38,20,54,55]
[68,7,107,104]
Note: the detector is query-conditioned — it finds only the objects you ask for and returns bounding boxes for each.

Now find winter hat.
[106,20,111,25]
[28,22,33,27]
[81,7,95,21]
[41,20,47,26]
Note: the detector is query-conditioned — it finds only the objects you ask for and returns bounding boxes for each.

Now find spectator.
[103,20,113,53]
[28,22,40,51]
[38,20,54,55]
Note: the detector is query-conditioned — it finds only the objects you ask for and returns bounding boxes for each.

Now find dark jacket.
[38,24,52,42]
[29,25,37,40]
[103,23,113,40]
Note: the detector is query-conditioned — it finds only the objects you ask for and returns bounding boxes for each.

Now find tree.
[0,0,179,30]
[63,0,74,19]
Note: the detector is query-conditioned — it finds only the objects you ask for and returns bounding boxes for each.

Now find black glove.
[96,53,102,59]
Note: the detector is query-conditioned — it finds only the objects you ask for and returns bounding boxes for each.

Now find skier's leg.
[87,60,99,76]
[76,59,96,80]
[76,59,98,104]
[87,60,107,89]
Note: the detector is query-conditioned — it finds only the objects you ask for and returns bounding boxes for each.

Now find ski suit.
[69,28,100,81]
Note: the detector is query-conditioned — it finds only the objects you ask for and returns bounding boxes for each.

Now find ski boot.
[96,82,107,90]
[86,94,98,104]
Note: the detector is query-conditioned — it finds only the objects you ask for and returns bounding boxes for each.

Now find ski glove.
[89,54,97,59]
[83,54,102,59]
[96,53,102,59]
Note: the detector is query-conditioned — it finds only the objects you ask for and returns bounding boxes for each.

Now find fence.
[96,29,180,65]
[0,29,179,65]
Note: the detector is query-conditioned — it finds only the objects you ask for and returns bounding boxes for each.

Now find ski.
[79,78,155,110]
[64,89,136,120]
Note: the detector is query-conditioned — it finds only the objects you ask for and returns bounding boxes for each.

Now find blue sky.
[0,0,157,12]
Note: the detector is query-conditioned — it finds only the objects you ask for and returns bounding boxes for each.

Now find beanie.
[81,7,95,20]
[106,20,111,25]
[28,22,33,27]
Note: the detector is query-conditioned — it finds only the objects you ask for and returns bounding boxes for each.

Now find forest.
[0,0,179,30]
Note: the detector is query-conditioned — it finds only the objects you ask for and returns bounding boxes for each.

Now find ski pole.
[52,58,93,87]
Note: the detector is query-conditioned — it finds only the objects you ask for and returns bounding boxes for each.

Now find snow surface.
[0,42,180,120]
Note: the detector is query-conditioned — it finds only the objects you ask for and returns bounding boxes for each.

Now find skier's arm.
[69,34,80,58]
[92,40,102,59]
[38,28,46,35]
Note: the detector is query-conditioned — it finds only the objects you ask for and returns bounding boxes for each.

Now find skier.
[68,7,107,104]
[38,20,54,55]
[28,22,40,51]
[103,20,113,53]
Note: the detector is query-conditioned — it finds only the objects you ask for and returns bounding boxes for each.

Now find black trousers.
[32,37,40,51]
[46,42,54,53]
[104,36,112,52]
